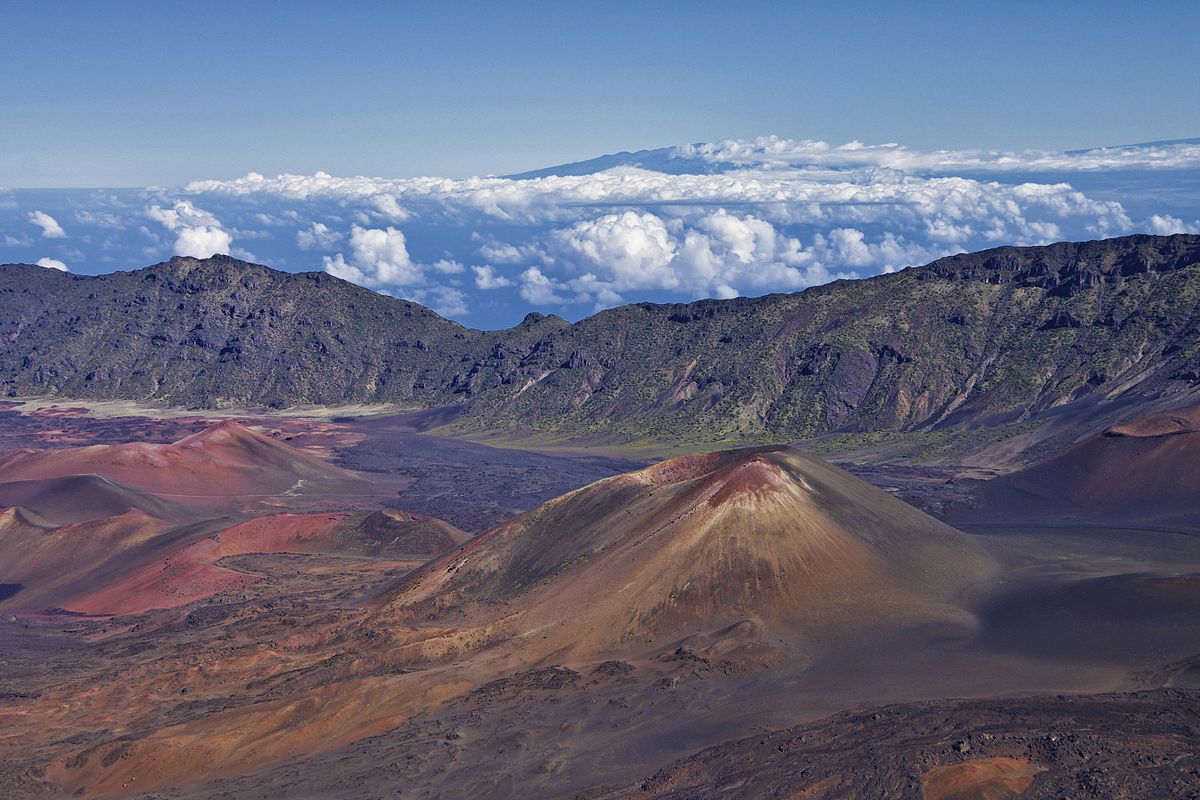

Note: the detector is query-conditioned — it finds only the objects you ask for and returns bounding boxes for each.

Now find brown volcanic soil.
[1105,403,1200,437]
[0,473,187,525]
[0,419,468,616]
[0,508,468,616]
[0,508,228,613]
[947,402,1200,529]
[1,423,1199,799]
[0,402,646,533]
[922,758,1044,800]
[0,420,390,515]
[38,511,468,616]
[382,445,995,658]
[90,685,1200,799]
[595,690,1200,800]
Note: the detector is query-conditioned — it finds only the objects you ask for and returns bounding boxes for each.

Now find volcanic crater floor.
[1,406,1199,799]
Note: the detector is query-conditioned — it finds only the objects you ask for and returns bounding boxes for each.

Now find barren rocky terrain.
[0,398,1197,798]
[2,236,1200,799]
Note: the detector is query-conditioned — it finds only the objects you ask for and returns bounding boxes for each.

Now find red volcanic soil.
[921,758,1044,800]
[383,445,995,657]
[0,509,468,616]
[0,420,466,615]
[1104,404,1200,437]
[0,404,645,534]
[0,505,213,613]
[0,421,378,512]
[952,402,1200,527]
[6,438,1200,800]
[81,513,368,615]
[60,513,353,615]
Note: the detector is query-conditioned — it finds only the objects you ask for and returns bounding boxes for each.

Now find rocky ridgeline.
[2,235,1199,451]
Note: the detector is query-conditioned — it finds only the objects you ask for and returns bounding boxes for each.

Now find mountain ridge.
[3,234,1200,460]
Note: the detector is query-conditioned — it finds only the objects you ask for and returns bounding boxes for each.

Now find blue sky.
[1,2,1199,328]
[3,1,1198,186]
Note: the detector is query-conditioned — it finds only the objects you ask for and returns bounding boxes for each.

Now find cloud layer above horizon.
[3,135,1199,327]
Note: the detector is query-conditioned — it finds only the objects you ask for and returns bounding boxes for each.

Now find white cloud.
[674,135,1200,173]
[518,267,568,304]
[318,225,476,317]
[523,210,886,305]
[296,221,342,250]
[673,211,861,296]
[184,163,1135,251]
[175,227,233,258]
[431,258,465,274]
[1146,214,1199,235]
[808,228,933,274]
[28,210,66,239]
[551,211,678,289]
[567,272,624,308]
[145,200,232,258]
[36,257,69,271]
[3,233,34,247]
[371,194,410,221]
[321,254,372,286]
[473,265,513,289]
[74,210,124,228]
[477,241,533,264]
[409,285,469,318]
[323,225,422,287]
[28,134,1195,319]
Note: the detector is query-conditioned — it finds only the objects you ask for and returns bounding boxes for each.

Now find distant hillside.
[3,234,1200,460]
[504,145,724,178]
[946,402,1200,529]
[1065,136,1200,154]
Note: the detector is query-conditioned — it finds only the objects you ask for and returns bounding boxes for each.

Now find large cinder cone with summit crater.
[385,445,996,655]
